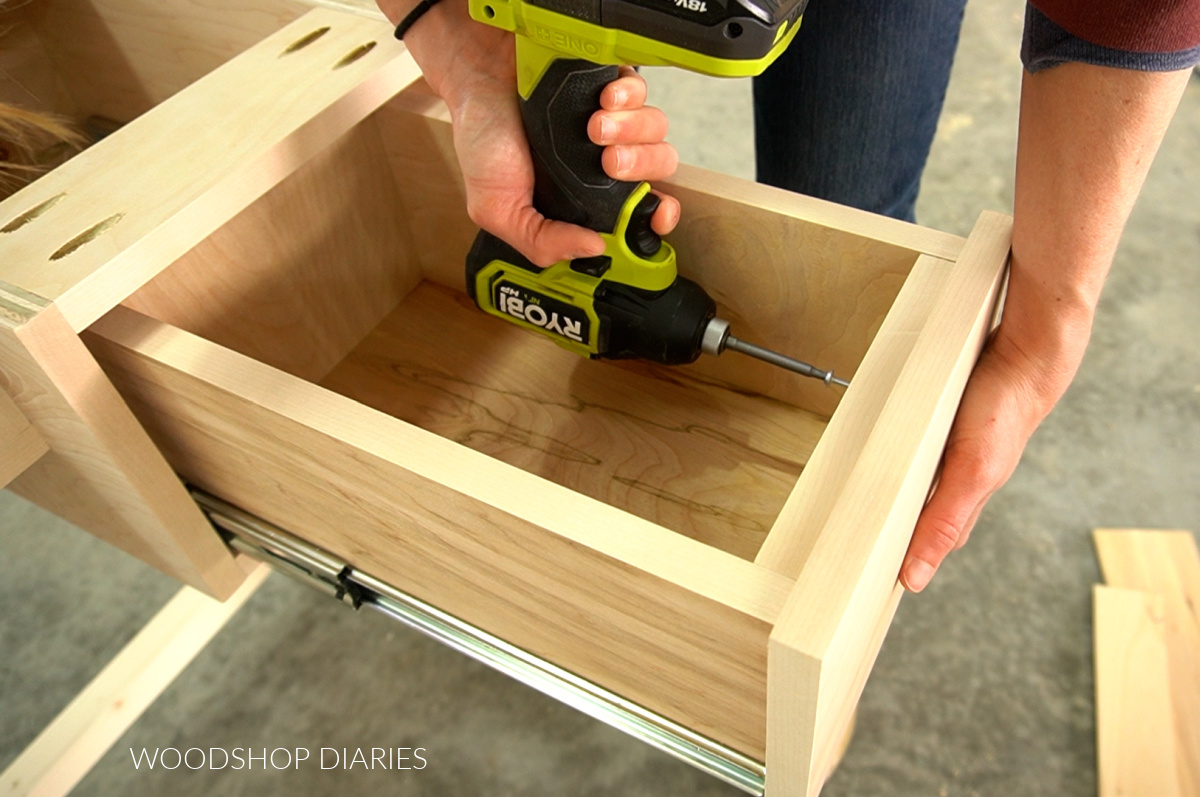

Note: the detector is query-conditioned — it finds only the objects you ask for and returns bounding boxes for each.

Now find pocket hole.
[281,26,330,56]
[49,213,123,261]
[2,193,67,234]
[333,41,376,69]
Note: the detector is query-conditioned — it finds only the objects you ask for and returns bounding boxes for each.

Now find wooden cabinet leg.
[0,284,243,598]
[0,387,46,488]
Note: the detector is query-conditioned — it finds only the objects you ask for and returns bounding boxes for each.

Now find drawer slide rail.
[191,487,767,795]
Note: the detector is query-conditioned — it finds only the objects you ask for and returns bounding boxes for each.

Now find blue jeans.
[752,0,969,222]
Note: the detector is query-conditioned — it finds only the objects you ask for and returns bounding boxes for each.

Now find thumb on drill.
[470,200,606,269]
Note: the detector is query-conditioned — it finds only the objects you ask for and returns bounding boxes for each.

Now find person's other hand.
[897,60,1191,593]
[899,328,1052,592]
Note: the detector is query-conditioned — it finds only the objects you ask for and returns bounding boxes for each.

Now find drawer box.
[0,9,1010,795]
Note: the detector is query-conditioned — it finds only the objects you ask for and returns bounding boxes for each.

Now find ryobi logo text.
[494,282,588,343]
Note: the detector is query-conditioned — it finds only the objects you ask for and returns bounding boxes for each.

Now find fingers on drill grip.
[589,106,670,147]
[520,58,638,234]
[601,143,679,183]
[600,65,648,109]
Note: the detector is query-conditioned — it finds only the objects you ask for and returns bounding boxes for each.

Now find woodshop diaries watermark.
[128,747,428,771]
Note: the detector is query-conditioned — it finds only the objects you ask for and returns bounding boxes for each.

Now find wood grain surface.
[756,253,953,578]
[2,289,243,598]
[0,383,47,489]
[320,281,828,559]
[663,171,962,419]
[124,117,421,383]
[1093,585,1181,797]
[1094,529,1200,797]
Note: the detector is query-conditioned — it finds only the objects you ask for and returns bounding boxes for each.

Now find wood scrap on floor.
[1092,528,1200,797]
[1093,585,1180,797]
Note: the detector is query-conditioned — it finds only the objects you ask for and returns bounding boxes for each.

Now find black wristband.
[394,0,446,40]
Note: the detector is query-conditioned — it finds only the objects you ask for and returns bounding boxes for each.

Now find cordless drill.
[464,0,848,386]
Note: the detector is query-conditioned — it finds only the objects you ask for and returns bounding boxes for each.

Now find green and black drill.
[464,0,849,387]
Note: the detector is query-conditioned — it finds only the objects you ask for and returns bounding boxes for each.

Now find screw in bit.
[700,318,849,388]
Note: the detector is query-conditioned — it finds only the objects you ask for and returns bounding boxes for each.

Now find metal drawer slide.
[191,487,766,795]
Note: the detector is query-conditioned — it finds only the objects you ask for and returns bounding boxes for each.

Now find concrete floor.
[4,0,1199,794]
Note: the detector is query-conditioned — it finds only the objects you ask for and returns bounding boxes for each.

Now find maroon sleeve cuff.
[1031,0,1200,53]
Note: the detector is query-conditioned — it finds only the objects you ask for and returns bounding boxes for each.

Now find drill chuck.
[592,276,714,364]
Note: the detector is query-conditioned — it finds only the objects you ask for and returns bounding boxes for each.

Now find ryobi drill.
[464,0,848,386]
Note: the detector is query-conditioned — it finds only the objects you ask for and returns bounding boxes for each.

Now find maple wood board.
[0,386,46,489]
[1,286,244,598]
[1093,528,1200,797]
[122,115,422,384]
[0,9,420,332]
[1093,585,1181,797]
[0,8,418,594]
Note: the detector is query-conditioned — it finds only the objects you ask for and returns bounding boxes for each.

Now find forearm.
[1000,62,1190,406]
[376,0,512,109]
